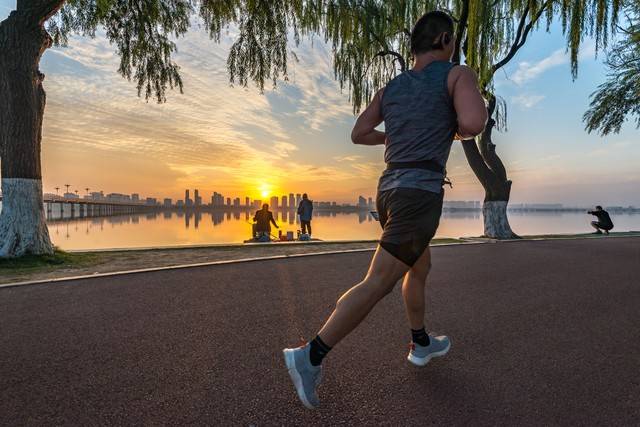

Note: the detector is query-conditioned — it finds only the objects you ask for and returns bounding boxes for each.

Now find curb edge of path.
[2,235,638,290]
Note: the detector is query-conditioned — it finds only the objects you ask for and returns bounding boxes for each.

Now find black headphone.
[431,32,452,50]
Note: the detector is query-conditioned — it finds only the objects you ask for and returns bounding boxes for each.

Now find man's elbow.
[458,122,486,138]
[459,115,488,137]
[351,130,362,145]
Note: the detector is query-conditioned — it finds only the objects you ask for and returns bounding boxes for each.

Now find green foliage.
[306,1,620,115]
[584,0,640,135]
[226,1,302,91]
[45,0,300,101]
[48,0,193,102]
[37,0,620,113]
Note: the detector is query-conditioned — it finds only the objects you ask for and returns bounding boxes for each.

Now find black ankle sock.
[411,328,430,346]
[309,335,332,366]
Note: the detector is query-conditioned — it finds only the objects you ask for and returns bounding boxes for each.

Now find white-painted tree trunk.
[482,200,516,239]
[0,178,53,257]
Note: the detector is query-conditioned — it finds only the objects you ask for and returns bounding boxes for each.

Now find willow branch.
[491,1,551,75]
[375,50,406,72]
[453,0,469,64]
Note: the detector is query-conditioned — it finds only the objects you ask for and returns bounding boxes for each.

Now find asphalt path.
[1,238,639,425]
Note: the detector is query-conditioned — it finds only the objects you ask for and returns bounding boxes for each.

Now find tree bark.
[0,10,54,257]
[460,104,518,239]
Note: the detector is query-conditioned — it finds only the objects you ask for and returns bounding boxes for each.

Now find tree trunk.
[0,10,54,257]
[461,101,518,239]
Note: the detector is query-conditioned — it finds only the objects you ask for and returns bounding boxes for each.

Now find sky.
[1,1,638,206]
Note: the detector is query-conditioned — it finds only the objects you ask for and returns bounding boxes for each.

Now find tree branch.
[491,1,551,75]
[453,0,469,64]
[17,0,65,24]
[491,5,530,73]
[375,50,406,72]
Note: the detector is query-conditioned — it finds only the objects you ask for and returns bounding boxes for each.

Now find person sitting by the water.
[253,203,279,238]
[297,193,314,236]
[588,205,613,235]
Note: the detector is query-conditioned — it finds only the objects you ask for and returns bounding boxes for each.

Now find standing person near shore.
[283,10,488,409]
[297,193,314,236]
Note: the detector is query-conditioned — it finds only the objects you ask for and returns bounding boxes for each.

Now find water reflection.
[37,205,640,251]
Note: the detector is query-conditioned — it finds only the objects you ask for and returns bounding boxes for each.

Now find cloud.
[35,21,369,199]
[273,141,299,157]
[539,154,561,162]
[334,155,362,162]
[511,49,567,85]
[512,94,545,108]
[510,39,598,86]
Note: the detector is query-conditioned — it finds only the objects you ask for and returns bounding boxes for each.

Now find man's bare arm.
[351,89,386,146]
[450,66,488,139]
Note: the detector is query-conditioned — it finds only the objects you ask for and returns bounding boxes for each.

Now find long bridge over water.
[0,195,161,219]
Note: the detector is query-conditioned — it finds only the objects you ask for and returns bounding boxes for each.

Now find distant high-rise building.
[194,189,201,206]
[281,195,288,209]
[185,189,192,207]
[163,198,172,207]
[212,192,225,207]
[146,197,157,205]
[234,197,241,207]
[226,197,231,206]
[245,196,250,207]
[358,196,367,208]
[176,200,184,207]
[367,197,373,208]
[289,193,295,208]
[131,193,140,203]
[296,193,302,207]
[270,196,279,209]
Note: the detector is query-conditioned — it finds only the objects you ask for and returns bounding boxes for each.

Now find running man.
[283,11,488,409]
[588,205,614,234]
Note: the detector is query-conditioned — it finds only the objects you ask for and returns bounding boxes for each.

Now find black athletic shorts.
[376,188,444,266]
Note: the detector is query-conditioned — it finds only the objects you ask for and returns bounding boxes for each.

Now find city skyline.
[31,185,638,211]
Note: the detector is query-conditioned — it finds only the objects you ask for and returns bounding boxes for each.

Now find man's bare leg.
[283,245,409,409]
[316,245,410,347]
[401,247,432,330]
[400,247,451,366]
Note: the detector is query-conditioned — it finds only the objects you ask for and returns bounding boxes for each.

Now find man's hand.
[454,132,475,141]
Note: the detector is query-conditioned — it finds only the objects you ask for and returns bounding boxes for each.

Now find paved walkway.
[1,238,639,425]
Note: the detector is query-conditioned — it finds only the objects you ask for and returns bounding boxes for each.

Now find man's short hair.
[596,205,603,210]
[303,193,308,199]
[411,11,455,54]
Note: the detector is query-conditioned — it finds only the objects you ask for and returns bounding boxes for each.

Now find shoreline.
[1,232,639,286]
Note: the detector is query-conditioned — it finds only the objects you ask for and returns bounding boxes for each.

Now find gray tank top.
[378,61,458,194]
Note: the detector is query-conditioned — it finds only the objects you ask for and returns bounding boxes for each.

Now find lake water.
[33,205,640,250]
